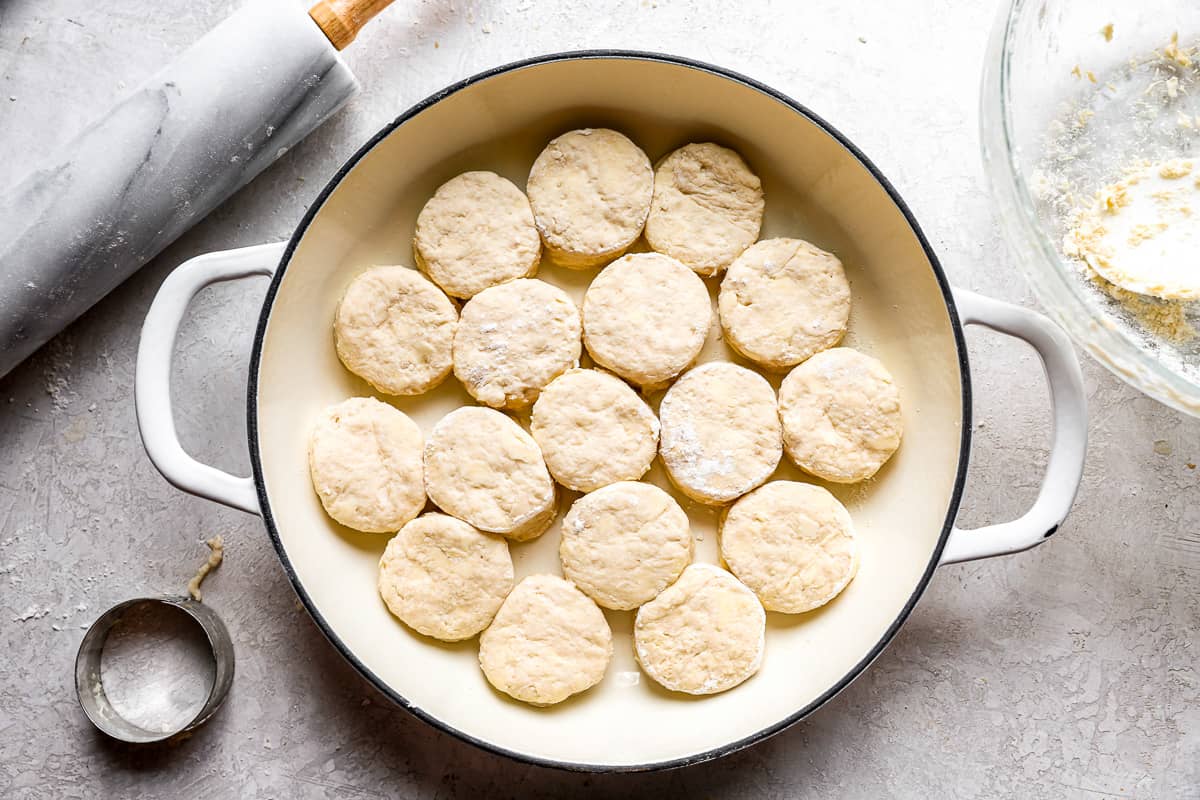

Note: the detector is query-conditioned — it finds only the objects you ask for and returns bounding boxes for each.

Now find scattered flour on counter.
[43,339,76,410]
[13,605,49,622]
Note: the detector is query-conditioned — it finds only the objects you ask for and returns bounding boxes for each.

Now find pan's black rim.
[246,49,973,774]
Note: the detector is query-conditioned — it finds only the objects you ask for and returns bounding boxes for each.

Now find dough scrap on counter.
[186,536,224,602]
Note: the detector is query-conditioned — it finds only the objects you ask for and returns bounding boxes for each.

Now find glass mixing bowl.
[982,0,1200,415]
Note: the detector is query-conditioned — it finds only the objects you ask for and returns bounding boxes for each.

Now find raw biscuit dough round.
[634,564,765,695]
[718,238,851,369]
[778,347,902,483]
[378,513,514,641]
[308,397,425,533]
[334,266,457,396]
[413,171,541,299]
[526,128,653,269]
[453,278,582,409]
[559,481,692,610]
[423,406,557,541]
[658,362,782,505]
[581,252,712,387]
[644,142,764,277]
[720,481,858,613]
[478,574,613,705]
[529,369,659,492]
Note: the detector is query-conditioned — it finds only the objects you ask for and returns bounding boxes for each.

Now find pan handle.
[939,288,1087,565]
[135,242,287,516]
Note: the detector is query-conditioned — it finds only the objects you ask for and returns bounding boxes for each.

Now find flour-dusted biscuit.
[581,252,712,388]
[334,266,457,396]
[720,481,858,613]
[529,369,659,492]
[504,494,559,543]
[453,278,582,410]
[644,142,764,277]
[478,574,613,705]
[634,564,765,695]
[526,128,653,269]
[413,171,541,299]
[718,238,851,370]
[378,513,514,641]
[658,362,782,505]
[423,407,557,541]
[778,347,902,483]
[559,482,692,610]
[308,397,425,533]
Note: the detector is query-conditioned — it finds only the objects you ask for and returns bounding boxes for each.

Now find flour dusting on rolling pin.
[0,0,394,378]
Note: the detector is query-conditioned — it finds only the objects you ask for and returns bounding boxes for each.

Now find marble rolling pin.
[0,0,393,378]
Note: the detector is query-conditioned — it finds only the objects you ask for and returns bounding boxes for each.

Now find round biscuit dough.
[658,362,782,505]
[581,252,712,387]
[413,171,541,299]
[503,493,559,543]
[478,574,613,705]
[645,142,764,277]
[718,238,851,369]
[378,513,514,641]
[423,406,557,541]
[720,481,859,613]
[453,278,581,409]
[526,128,653,269]
[529,369,659,492]
[334,266,457,396]
[634,564,765,695]
[308,397,425,533]
[559,482,692,610]
[778,347,903,483]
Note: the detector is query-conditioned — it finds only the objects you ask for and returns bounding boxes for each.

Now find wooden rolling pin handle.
[309,0,395,49]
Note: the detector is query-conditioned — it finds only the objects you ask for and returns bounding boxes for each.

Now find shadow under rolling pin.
[0,0,394,379]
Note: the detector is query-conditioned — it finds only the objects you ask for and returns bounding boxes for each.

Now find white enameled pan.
[134,52,1087,772]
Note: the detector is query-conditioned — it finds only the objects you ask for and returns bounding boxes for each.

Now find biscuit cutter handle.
[939,288,1088,565]
[136,243,287,516]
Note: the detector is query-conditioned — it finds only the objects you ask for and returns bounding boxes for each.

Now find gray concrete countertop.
[0,1,1196,797]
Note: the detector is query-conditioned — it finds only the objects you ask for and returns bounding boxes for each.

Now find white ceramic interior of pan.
[253,56,966,768]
